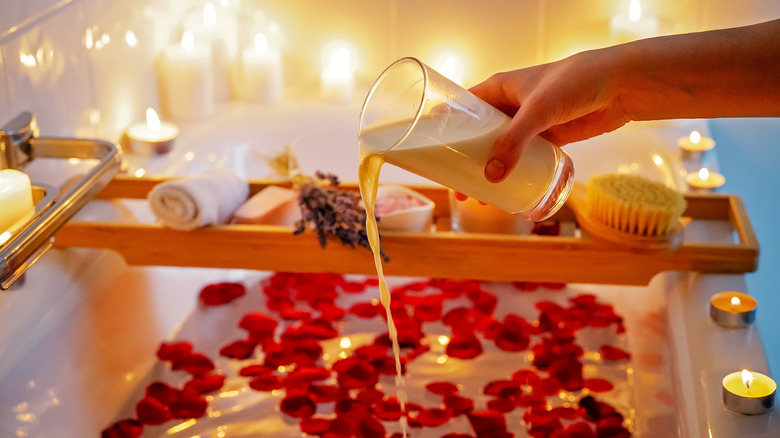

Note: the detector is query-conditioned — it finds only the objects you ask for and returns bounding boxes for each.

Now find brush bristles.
[586,174,687,237]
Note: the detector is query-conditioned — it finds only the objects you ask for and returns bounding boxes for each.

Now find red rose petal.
[238,312,278,339]
[599,345,631,361]
[335,399,370,420]
[442,435,474,438]
[467,289,498,315]
[136,396,172,425]
[101,419,143,438]
[309,384,346,403]
[584,378,614,393]
[285,366,331,385]
[342,281,367,293]
[199,282,245,306]
[219,338,257,359]
[548,357,584,392]
[374,398,403,421]
[248,372,283,392]
[486,398,515,413]
[483,380,521,398]
[156,341,193,361]
[281,393,316,418]
[333,357,379,389]
[350,302,382,319]
[531,377,562,397]
[239,364,273,377]
[511,369,540,386]
[355,416,386,438]
[356,388,385,404]
[550,406,582,421]
[425,381,460,396]
[170,393,208,419]
[146,381,180,405]
[446,334,483,360]
[467,410,507,436]
[183,374,226,395]
[417,408,452,427]
[300,417,331,435]
[595,423,631,438]
[170,353,215,377]
[444,394,475,416]
[560,422,597,438]
[494,323,530,352]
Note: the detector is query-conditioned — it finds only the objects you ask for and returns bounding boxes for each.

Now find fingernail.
[485,159,506,182]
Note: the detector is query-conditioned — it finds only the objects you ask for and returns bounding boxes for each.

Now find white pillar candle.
[0,169,35,236]
[320,46,355,102]
[157,31,214,120]
[241,33,283,103]
[125,108,179,155]
[185,2,239,101]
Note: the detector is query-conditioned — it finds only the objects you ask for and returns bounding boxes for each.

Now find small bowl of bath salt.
[374,184,435,232]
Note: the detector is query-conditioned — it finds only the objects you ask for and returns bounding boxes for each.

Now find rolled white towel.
[148,169,249,230]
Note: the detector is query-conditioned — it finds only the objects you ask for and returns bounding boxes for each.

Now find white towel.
[148,170,249,231]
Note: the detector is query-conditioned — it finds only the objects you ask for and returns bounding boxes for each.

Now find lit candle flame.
[689,130,701,144]
[254,33,269,55]
[181,31,194,51]
[327,47,352,76]
[742,369,754,390]
[145,108,162,132]
[628,0,643,22]
[698,167,710,180]
[203,3,217,26]
[730,296,741,309]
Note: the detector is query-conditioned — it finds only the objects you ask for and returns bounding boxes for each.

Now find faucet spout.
[0,111,37,169]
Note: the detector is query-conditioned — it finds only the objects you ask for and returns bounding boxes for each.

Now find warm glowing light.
[339,337,352,349]
[19,51,36,67]
[181,31,195,51]
[629,0,642,22]
[742,369,754,390]
[0,231,11,245]
[203,3,217,26]
[326,47,352,76]
[436,355,448,364]
[253,33,269,54]
[436,53,465,85]
[85,28,94,49]
[125,31,138,47]
[437,335,451,346]
[133,168,146,178]
[698,168,710,180]
[338,351,348,359]
[166,418,197,434]
[145,108,162,131]
[689,130,701,144]
[651,154,664,166]
[730,296,741,309]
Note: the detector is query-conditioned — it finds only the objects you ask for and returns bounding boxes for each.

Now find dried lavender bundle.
[294,171,389,262]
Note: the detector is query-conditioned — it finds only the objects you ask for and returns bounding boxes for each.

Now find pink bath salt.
[374,192,427,216]
[233,186,302,226]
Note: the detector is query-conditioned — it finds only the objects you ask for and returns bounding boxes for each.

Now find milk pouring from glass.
[358,57,574,222]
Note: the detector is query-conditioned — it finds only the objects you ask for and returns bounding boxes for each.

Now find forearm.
[614,19,780,120]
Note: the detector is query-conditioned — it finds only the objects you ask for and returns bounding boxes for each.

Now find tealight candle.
[157,31,214,120]
[0,169,35,236]
[723,370,776,415]
[320,46,355,102]
[241,33,283,103]
[710,291,757,328]
[124,108,179,155]
[686,167,726,191]
[678,130,715,152]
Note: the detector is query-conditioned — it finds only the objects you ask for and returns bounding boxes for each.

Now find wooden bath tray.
[52,176,759,286]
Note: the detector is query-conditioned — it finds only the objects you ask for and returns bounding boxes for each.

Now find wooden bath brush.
[567,173,688,251]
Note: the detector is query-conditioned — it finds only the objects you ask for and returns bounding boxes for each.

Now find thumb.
[484,105,546,183]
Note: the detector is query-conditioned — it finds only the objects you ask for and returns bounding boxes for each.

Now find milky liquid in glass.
[360,112,569,219]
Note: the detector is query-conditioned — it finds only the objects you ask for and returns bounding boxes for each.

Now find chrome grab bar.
[0,113,122,289]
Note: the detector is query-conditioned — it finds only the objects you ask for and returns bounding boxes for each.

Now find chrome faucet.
[0,112,122,289]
